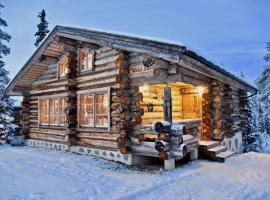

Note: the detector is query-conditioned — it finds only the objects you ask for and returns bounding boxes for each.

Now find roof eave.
[185,50,258,93]
[5,26,60,96]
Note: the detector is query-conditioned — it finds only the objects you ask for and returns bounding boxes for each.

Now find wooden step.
[216,150,235,162]
[199,140,234,162]
[208,145,227,155]
[199,140,220,150]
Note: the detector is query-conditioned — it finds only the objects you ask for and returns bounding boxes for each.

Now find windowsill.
[78,126,109,132]
[79,69,94,75]
[58,76,67,80]
[39,125,65,129]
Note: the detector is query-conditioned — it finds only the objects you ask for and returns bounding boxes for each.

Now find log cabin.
[5,25,257,169]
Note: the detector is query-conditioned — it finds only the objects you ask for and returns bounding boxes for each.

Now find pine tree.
[0,4,15,140]
[34,9,49,47]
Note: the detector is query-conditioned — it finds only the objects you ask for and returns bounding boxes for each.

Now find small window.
[39,98,66,126]
[79,49,94,72]
[79,92,108,127]
[58,57,68,78]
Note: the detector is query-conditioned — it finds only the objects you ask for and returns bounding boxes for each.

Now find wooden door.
[182,94,199,119]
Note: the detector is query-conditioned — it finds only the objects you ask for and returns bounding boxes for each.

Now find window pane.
[59,58,68,77]
[40,99,49,124]
[49,99,58,125]
[96,93,108,126]
[80,94,94,126]
[80,51,93,71]
[59,98,65,125]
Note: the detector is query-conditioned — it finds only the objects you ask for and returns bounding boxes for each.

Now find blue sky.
[1,0,269,83]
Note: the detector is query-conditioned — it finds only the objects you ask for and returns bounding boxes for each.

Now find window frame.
[78,87,110,129]
[78,48,95,73]
[38,96,66,127]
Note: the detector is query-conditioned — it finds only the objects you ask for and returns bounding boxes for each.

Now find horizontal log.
[78,138,118,149]
[29,132,65,142]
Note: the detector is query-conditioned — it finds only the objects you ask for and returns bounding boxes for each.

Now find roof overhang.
[5,25,257,96]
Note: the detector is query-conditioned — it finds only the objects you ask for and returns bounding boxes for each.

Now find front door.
[182,94,199,119]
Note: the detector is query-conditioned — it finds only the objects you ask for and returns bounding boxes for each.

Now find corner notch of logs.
[115,52,144,154]
[64,50,78,146]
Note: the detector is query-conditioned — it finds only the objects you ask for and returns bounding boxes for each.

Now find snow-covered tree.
[256,42,270,122]
[0,4,15,140]
[34,9,49,47]
[244,41,270,152]
[243,95,262,152]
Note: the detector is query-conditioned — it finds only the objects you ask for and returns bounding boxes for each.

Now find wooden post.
[163,87,172,123]
[210,80,223,140]
[201,89,211,140]
[222,84,234,138]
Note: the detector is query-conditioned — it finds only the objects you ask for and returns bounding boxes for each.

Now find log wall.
[21,39,248,156]
[26,44,125,151]
[141,85,183,125]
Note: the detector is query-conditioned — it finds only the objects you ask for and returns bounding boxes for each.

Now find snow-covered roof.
[5,25,257,95]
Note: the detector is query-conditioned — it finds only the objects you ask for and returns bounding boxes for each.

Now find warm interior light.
[196,86,204,94]
[140,85,149,93]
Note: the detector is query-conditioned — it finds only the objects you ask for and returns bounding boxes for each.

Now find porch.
[130,82,235,167]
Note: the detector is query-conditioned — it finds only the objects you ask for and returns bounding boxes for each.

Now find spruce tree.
[34,9,49,47]
[243,96,261,152]
[0,4,15,140]
[256,41,270,120]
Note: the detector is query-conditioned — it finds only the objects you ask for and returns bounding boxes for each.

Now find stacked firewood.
[64,51,78,146]
[154,121,187,160]
[201,90,211,140]
[210,80,223,140]
[114,53,144,154]
[20,96,30,139]
[154,86,187,160]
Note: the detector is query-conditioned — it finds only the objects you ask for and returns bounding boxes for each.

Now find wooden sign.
[130,65,152,74]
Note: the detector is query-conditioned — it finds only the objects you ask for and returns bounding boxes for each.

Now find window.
[79,92,108,127]
[58,57,68,78]
[79,49,94,71]
[39,98,66,126]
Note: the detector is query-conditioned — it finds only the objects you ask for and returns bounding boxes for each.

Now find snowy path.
[0,146,270,200]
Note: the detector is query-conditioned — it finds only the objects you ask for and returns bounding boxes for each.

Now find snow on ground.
[0,146,270,200]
